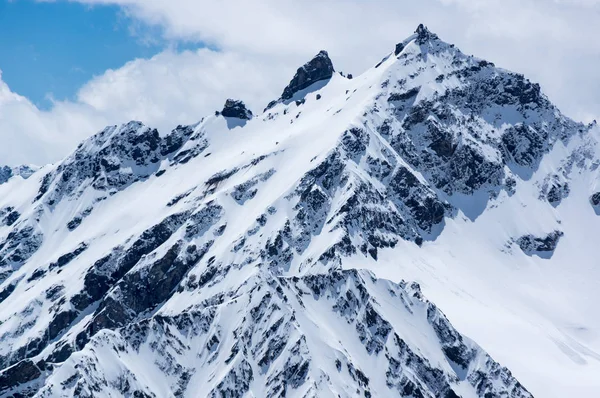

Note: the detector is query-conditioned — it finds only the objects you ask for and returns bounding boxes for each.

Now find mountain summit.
[0,26,598,398]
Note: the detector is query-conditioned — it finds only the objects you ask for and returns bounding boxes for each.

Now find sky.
[0,1,168,109]
[0,0,599,166]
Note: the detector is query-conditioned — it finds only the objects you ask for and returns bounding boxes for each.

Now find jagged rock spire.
[221,99,253,120]
[281,50,334,101]
[265,50,335,111]
[394,24,439,56]
[394,42,405,56]
[414,23,438,45]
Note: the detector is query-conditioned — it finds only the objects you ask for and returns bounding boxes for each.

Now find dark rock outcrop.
[394,42,405,56]
[221,99,253,120]
[266,50,334,111]
[0,359,41,396]
[545,181,570,206]
[590,192,600,215]
[0,223,43,283]
[516,230,563,257]
[282,50,334,101]
[414,24,439,45]
[0,165,36,185]
[0,166,12,185]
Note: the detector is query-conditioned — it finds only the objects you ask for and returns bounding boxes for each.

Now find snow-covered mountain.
[1,25,599,397]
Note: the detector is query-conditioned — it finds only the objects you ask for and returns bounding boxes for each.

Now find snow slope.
[352,126,600,397]
[0,25,598,397]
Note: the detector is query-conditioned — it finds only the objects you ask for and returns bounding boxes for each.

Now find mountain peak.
[414,23,437,44]
[394,24,441,55]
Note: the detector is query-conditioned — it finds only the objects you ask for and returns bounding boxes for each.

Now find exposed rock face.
[0,360,41,396]
[0,167,11,185]
[414,23,438,45]
[38,121,207,205]
[516,230,564,257]
[0,165,37,185]
[282,51,334,101]
[374,23,580,208]
[266,50,335,110]
[221,99,253,120]
[13,165,37,180]
[394,42,405,56]
[0,122,208,287]
[547,184,569,205]
[0,221,43,283]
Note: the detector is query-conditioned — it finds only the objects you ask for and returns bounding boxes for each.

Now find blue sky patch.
[0,0,200,109]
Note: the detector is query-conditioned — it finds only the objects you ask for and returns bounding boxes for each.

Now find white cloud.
[1,0,599,165]
[74,49,290,128]
[73,0,600,121]
[0,72,101,166]
[0,49,291,165]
